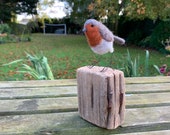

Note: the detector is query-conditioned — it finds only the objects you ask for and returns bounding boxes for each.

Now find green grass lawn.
[0,33,170,81]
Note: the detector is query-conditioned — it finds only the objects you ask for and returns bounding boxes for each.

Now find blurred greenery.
[0,34,170,81]
[139,21,170,53]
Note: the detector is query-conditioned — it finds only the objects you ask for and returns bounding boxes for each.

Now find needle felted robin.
[83,19,125,54]
[83,19,125,70]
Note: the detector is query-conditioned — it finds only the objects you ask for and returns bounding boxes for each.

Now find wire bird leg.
[87,53,114,72]
[87,55,101,69]
[100,53,114,72]
[88,65,95,69]
[100,67,108,72]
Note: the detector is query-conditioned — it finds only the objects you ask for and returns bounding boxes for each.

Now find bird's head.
[83,19,114,43]
[83,23,100,37]
[83,19,100,33]
[83,24,102,47]
[83,19,102,47]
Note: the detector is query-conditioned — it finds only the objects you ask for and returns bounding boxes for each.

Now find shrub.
[0,24,11,44]
[150,21,170,51]
[27,21,39,33]
[139,21,170,53]
[9,23,29,35]
[0,23,11,34]
[126,29,143,45]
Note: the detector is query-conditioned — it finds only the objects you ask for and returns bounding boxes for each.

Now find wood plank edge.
[1,104,170,116]
[116,130,170,135]
[126,103,170,109]
[0,94,77,100]
[33,122,170,135]
[0,79,77,88]
[125,76,170,84]
[1,110,170,135]
[0,76,170,89]
[0,108,78,116]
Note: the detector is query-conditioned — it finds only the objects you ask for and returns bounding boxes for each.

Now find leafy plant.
[139,21,170,53]
[0,23,11,34]
[0,23,31,44]
[127,29,143,45]
[144,50,149,76]
[0,24,10,44]
[122,49,139,77]
[3,52,54,80]
[121,49,150,77]
[27,20,39,33]
[153,64,170,76]
[153,65,163,75]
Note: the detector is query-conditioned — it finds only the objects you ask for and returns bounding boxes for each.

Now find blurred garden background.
[0,0,170,81]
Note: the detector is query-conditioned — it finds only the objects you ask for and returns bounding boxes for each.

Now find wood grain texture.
[0,76,169,88]
[0,86,77,99]
[0,72,170,134]
[0,92,170,115]
[117,130,170,135]
[0,107,170,134]
[0,79,77,88]
[77,66,125,129]
[1,83,170,100]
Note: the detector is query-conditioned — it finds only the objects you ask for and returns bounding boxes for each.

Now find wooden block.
[77,66,125,129]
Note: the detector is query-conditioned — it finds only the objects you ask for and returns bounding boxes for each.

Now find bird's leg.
[88,55,101,69]
[109,52,114,67]
[100,53,114,72]
[88,65,94,69]
[100,67,108,72]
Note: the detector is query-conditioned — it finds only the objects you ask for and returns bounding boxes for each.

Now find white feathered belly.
[91,39,114,55]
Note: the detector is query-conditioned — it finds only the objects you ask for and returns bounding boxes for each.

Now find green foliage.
[0,34,170,81]
[0,23,31,44]
[61,0,170,25]
[9,23,29,35]
[3,52,54,80]
[139,21,170,52]
[124,0,170,20]
[127,29,143,45]
[27,21,39,33]
[121,49,150,77]
[60,0,124,26]
[24,53,54,80]
[0,24,10,44]
[122,49,140,77]
[153,65,162,75]
[150,21,170,51]
[139,36,151,48]
[0,0,38,22]
[144,50,149,76]
[153,64,170,76]
[0,24,11,34]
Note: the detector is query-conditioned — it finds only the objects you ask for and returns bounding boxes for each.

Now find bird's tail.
[113,36,125,45]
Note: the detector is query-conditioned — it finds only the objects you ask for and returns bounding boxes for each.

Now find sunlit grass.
[0,33,170,81]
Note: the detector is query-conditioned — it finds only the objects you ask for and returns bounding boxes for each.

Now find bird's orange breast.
[85,24,102,47]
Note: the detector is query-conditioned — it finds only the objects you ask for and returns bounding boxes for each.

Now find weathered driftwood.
[77,66,125,129]
[1,77,170,134]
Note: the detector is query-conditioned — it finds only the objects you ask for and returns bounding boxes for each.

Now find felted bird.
[83,19,125,54]
[83,19,125,70]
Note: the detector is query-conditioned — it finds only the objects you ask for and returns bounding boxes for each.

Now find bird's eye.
[91,24,94,27]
